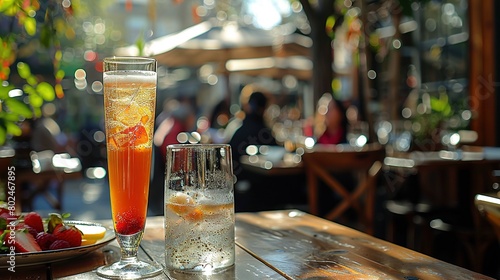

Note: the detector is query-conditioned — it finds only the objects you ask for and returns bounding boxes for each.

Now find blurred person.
[209,99,230,129]
[217,84,264,144]
[315,93,349,145]
[153,99,196,161]
[149,99,196,216]
[229,91,277,169]
[228,89,279,212]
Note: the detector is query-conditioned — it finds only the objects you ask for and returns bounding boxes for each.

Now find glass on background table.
[97,56,163,279]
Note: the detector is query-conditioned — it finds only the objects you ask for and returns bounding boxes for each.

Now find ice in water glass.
[97,57,163,279]
[164,144,235,274]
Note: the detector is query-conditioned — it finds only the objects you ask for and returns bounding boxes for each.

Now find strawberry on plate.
[0,208,18,220]
[36,232,57,250]
[14,230,42,253]
[24,212,44,233]
[1,211,91,253]
[23,225,39,238]
[53,224,83,247]
[49,239,71,250]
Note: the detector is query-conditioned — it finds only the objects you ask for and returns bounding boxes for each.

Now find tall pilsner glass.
[97,57,163,279]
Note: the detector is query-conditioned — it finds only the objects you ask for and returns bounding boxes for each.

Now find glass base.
[96,258,163,279]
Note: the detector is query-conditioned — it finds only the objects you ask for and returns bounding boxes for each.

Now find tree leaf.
[24,17,37,36]
[0,84,14,100]
[56,69,65,81]
[55,83,64,98]
[0,0,16,13]
[27,76,38,86]
[443,104,452,117]
[17,62,31,79]
[0,111,21,122]
[135,35,145,57]
[0,126,6,146]
[31,0,40,10]
[1,3,17,16]
[0,67,11,79]
[40,24,52,48]
[55,50,62,61]
[23,84,36,95]
[33,106,42,118]
[5,120,21,136]
[28,92,44,108]
[36,82,55,101]
[4,98,33,118]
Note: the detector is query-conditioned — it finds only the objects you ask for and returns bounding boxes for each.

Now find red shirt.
[317,128,345,145]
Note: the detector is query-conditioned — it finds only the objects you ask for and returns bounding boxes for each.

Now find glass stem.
[116,230,144,258]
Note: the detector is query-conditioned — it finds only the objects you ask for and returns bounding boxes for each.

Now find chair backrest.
[304,144,386,172]
[302,143,386,235]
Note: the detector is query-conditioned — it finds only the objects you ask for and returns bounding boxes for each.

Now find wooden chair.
[302,143,385,235]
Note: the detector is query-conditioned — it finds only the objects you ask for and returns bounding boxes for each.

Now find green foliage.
[412,91,454,142]
[0,62,56,144]
[0,0,70,145]
[135,32,145,57]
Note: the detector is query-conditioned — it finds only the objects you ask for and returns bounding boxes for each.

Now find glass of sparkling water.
[164,144,235,274]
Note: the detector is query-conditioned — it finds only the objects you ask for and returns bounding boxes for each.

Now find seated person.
[315,93,348,145]
[229,90,277,173]
[228,90,279,212]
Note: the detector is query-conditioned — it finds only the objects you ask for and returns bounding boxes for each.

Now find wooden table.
[2,210,493,279]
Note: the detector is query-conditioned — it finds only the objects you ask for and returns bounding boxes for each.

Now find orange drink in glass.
[97,57,163,279]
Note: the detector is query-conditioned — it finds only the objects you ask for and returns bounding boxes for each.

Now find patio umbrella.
[224,56,312,80]
[115,19,312,68]
[114,20,313,118]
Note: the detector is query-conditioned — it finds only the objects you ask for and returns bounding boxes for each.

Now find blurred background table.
[239,153,303,176]
[383,149,500,274]
[236,148,306,212]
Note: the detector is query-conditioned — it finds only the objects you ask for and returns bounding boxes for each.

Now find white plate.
[0,220,115,268]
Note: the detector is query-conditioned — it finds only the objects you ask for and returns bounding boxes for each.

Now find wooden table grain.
[1,210,494,279]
